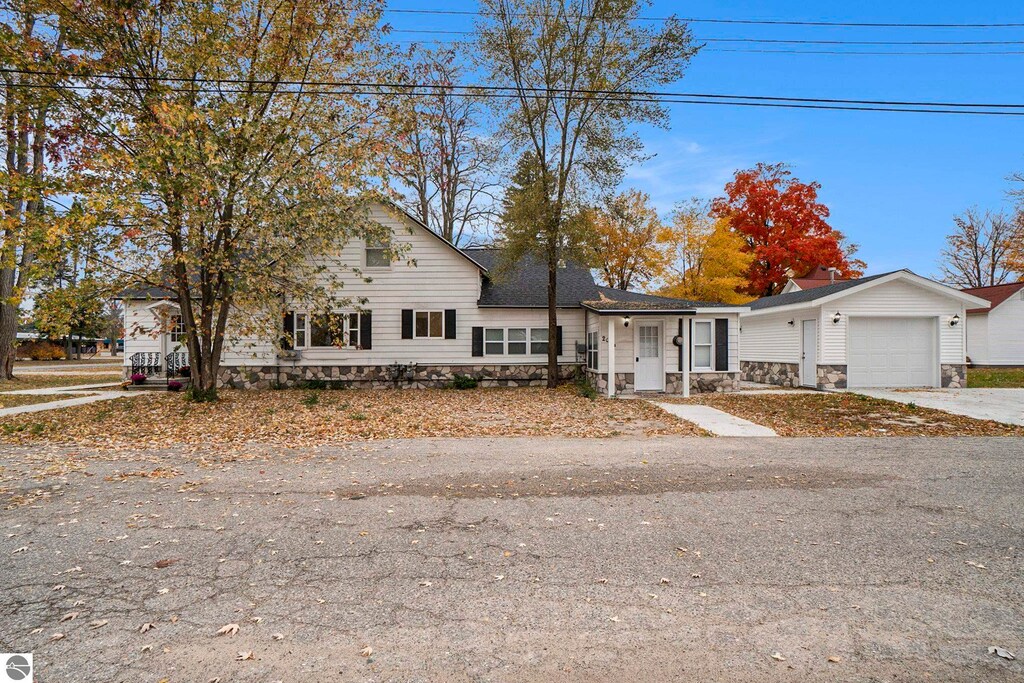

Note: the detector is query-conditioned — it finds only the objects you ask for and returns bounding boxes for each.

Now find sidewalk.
[0,382,138,417]
[650,401,778,437]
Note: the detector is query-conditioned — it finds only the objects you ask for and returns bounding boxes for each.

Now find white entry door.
[801,320,817,387]
[635,322,664,391]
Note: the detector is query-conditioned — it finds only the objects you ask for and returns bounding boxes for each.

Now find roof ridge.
[961,281,1024,290]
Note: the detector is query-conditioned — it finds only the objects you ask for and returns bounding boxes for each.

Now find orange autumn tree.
[588,190,677,291]
[711,163,864,297]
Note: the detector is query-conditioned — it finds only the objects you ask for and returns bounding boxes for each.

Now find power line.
[388,28,1024,46]
[376,7,1024,29]
[5,67,1021,110]
[4,69,1023,116]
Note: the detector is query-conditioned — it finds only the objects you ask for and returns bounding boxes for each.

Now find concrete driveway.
[854,388,1024,426]
[2,436,1023,682]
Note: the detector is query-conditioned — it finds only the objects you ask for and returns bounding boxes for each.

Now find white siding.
[608,314,739,374]
[819,279,965,365]
[739,309,807,364]
[123,301,163,364]
[969,292,1024,365]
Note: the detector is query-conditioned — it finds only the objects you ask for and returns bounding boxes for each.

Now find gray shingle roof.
[747,271,900,310]
[120,284,176,300]
[583,287,737,311]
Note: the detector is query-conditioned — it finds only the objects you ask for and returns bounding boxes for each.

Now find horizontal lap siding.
[123,302,162,363]
[820,280,965,365]
[966,313,990,364]
[610,314,740,374]
[984,296,1024,364]
[739,310,805,364]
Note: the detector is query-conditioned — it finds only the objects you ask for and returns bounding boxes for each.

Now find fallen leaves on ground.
[663,393,1024,437]
[216,623,239,636]
[0,386,704,451]
[0,374,122,391]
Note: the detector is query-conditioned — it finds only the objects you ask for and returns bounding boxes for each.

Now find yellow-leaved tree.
[660,202,754,304]
[588,190,677,291]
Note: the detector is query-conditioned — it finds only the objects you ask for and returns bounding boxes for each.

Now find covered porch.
[581,293,745,397]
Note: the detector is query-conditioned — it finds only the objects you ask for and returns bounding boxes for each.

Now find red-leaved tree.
[711,163,864,296]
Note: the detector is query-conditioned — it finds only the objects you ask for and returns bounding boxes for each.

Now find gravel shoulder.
[1,436,1022,682]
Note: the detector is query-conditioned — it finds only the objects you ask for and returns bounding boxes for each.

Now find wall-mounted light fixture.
[787,319,795,327]
[949,314,961,327]
[832,312,842,324]
[623,315,631,328]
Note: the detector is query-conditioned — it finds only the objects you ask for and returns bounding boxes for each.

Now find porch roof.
[581,287,747,314]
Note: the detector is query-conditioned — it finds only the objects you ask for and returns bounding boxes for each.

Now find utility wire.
[4,67,1022,110]
[374,7,1024,29]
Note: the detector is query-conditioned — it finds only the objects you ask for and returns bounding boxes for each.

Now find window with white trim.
[365,237,390,268]
[484,328,504,355]
[507,328,527,355]
[286,311,360,349]
[692,320,713,370]
[587,331,598,370]
[169,315,186,344]
[415,310,444,339]
[530,328,549,355]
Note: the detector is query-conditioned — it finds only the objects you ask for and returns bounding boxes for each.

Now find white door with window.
[635,322,664,391]
[801,320,817,387]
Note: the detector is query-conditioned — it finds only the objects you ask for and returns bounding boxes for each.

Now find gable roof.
[748,272,896,310]
[466,248,600,308]
[747,269,989,314]
[382,202,488,272]
[961,281,1024,314]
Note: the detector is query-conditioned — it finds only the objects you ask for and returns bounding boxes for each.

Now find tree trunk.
[0,301,16,379]
[546,241,559,389]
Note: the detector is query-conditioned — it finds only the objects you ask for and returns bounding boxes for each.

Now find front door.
[801,320,817,388]
[635,322,664,391]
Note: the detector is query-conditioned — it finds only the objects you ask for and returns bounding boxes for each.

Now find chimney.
[827,267,839,284]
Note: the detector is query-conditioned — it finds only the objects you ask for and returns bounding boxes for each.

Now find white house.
[962,281,1024,366]
[739,270,989,389]
[121,204,747,395]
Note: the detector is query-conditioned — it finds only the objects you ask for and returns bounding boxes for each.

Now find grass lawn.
[0,386,705,450]
[664,392,1024,437]
[0,374,122,391]
[967,367,1024,388]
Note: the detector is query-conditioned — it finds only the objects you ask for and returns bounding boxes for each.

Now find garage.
[848,317,937,388]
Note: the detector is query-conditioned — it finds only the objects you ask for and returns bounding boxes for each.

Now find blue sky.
[385,1,1024,277]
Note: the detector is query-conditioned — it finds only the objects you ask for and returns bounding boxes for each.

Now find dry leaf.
[271,633,284,641]
[139,622,155,633]
[360,646,374,658]
[608,616,620,623]
[59,612,78,622]
[989,646,1015,660]
[12,546,27,554]
[88,619,108,629]
[50,633,65,641]
[827,656,842,663]
[141,644,153,653]
[236,651,254,661]
[771,652,786,661]
[250,617,263,624]
[216,623,239,636]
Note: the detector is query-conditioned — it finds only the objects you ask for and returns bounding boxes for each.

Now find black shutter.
[678,318,683,372]
[360,311,372,350]
[282,311,294,350]
[472,326,484,357]
[445,309,457,339]
[401,309,413,339]
[556,326,563,356]
[715,318,729,371]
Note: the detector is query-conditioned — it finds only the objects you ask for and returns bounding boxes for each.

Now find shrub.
[130,373,147,385]
[575,374,598,400]
[302,391,320,407]
[184,385,218,403]
[16,341,66,361]
[298,379,347,390]
[167,381,184,392]
[450,374,479,390]
[349,411,367,421]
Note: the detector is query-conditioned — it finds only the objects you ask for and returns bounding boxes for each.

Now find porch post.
[681,316,690,398]
[607,316,615,398]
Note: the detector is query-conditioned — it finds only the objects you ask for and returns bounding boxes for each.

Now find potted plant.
[167,380,184,392]
[130,373,147,385]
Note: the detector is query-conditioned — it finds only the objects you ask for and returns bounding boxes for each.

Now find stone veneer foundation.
[586,370,740,395]
[941,364,967,389]
[815,364,848,390]
[218,364,576,390]
[740,360,800,388]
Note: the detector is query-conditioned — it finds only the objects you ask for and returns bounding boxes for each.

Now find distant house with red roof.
[780,265,846,294]
[962,281,1024,366]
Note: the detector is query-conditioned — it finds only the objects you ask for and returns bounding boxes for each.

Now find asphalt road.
[1,436,1022,682]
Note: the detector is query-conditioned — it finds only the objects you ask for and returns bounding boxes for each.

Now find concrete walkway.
[853,388,1024,426]
[651,401,778,437]
[0,390,139,417]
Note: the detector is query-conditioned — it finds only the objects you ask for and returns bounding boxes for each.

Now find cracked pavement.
[1,436,1022,681]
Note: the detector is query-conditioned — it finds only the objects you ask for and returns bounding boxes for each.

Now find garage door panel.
[849,317,936,388]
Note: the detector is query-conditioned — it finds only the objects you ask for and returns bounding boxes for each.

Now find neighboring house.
[962,281,1024,366]
[779,265,846,294]
[739,270,989,389]
[121,204,747,395]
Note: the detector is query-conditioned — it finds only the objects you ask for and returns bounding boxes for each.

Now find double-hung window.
[483,327,550,356]
[587,331,598,370]
[507,328,527,355]
[169,315,186,344]
[530,328,549,355]
[286,311,360,349]
[692,320,713,370]
[415,311,444,339]
[484,328,505,355]
[365,237,390,268]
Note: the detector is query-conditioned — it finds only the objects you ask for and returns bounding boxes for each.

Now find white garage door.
[848,317,937,388]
